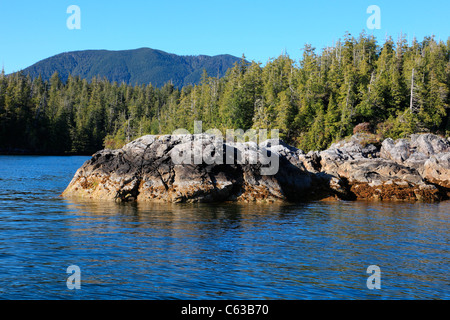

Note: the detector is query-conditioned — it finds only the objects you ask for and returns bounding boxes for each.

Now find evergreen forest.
[1,32,449,155]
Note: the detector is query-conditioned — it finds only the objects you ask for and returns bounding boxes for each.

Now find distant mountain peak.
[18,48,242,87]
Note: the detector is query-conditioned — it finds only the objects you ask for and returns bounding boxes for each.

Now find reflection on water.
[0,156,449,299]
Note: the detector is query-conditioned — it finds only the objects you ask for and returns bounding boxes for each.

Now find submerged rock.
[62,133,450,203]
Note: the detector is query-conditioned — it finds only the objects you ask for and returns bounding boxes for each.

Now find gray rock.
[381,134,450,163]
[410,134,450,156]
[328,133,380,159]
[380,138,411,163]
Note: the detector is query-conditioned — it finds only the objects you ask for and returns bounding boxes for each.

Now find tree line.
[1,32,449,155]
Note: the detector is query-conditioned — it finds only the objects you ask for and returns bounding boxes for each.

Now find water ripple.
[0,156,449,299]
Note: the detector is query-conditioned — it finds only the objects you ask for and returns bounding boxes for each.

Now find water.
[0,156,448,300]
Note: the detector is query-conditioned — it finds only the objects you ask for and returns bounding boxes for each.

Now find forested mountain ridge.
[1,32,449,155]
[16,48,242,88]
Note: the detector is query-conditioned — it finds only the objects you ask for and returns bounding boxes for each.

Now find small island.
[62,132,450,203]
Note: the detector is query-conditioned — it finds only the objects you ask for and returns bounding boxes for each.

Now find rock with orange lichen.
[311,133,450,202]
[315,154,441,202]
[294,133,448,202]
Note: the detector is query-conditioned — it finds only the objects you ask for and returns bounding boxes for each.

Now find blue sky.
[1,0,449,74]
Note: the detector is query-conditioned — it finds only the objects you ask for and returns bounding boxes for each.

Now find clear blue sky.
[1,0,449,74]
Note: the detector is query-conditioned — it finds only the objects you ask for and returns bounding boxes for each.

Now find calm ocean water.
[0,155,448,300]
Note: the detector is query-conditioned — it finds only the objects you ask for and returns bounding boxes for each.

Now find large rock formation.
[62,134,314,203]
[62,133,450,203]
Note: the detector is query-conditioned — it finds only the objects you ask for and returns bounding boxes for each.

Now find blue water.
[0,155,448,300]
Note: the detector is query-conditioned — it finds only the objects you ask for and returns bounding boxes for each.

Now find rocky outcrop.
[62,134,315,203]
[62,133,450,203]
[308,134,443,202]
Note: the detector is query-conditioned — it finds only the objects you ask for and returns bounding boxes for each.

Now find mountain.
[18,48,243,87]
